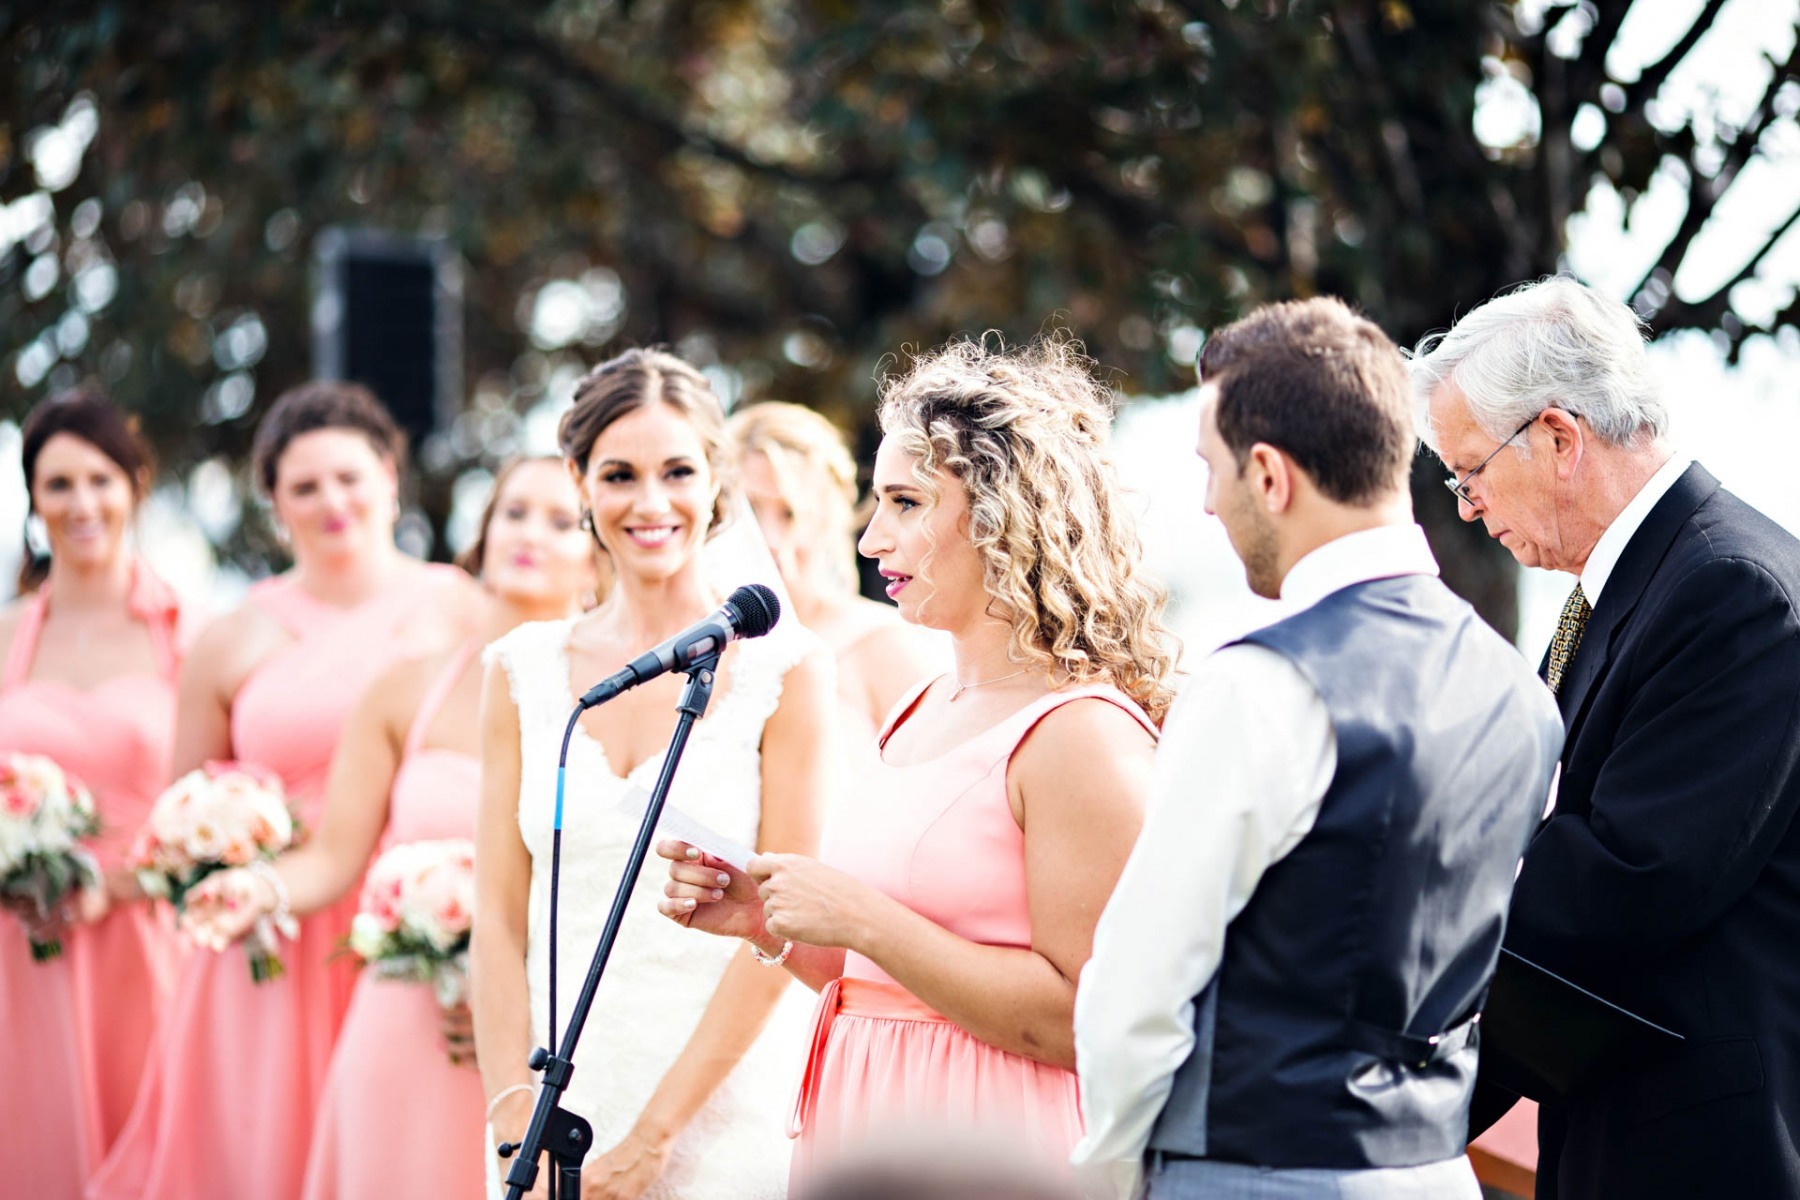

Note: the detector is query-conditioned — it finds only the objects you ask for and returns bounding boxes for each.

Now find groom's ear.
[1246,442,1293,514]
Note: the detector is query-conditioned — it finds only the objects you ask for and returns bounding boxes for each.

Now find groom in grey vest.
[1071,298,1564,1199]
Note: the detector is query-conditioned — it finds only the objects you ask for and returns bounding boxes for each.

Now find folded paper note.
[617,785,755,873]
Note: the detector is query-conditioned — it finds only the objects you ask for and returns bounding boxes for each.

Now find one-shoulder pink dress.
[301,642,486,1200]
[789,680,1158,1183]
[0,565,183,1199]
[88,565,465,1200]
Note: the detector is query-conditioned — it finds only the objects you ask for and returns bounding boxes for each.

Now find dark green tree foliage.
[1,0,1794,631]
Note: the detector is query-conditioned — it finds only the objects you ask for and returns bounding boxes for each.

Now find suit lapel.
[1555,464,1720,731]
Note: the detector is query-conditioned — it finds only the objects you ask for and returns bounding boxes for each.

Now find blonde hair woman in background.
[660,336,1176,1185]
[728,402,944,744]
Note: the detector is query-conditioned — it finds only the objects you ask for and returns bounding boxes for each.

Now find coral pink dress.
[88,565,465,1200]
[790,680,1158,1182]
[301,642,486,1200]
[0,565,183,1199]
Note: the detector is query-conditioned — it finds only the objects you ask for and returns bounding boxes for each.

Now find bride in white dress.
[471,349,834,1199]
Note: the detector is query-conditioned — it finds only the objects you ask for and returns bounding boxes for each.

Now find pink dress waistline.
[790,977,949,1138]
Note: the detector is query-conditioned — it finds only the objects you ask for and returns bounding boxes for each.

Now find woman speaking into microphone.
[657,335,1174,1187]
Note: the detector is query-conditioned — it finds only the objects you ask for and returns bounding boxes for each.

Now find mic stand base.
[502,654,720,1200]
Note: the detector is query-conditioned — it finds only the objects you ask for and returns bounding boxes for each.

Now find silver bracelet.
[485,1081,535,1122]
[748,937,793,967]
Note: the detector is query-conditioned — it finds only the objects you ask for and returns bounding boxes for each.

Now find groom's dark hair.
[1199,297,1413,506]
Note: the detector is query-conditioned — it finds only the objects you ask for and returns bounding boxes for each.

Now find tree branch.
[1650,198,1800,334]
[1626,39,1799,310]
[363,0,893,193]
[1620,0,1732,114]
[1567,0,1632,102]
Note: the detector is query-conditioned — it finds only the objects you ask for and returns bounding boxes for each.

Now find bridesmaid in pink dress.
[0,392,184,1198]
[180,457,602,1200]
[88,382,483,1200]
[659,337,1178,1182]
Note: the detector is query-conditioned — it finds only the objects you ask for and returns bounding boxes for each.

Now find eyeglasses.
[1443,415,1536,506]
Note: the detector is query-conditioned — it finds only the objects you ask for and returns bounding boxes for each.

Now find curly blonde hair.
[877,334,1178,725]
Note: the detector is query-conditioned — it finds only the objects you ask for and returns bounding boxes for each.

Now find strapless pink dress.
[301,642,486,1200]
[789,681,1158,1185]
[88,565,465,1200]
[0,565,183,1200]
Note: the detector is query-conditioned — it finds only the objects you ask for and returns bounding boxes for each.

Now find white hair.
[1409,276,1668,452]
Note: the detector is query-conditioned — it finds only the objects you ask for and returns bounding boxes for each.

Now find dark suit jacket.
[1487,464,1800,1198]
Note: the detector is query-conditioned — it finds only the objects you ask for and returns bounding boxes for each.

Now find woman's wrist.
[242,862,285,918]
[630,1109,680,1153]
[840,882,898,958]
[102,863,141,904]
[747,924,789,961]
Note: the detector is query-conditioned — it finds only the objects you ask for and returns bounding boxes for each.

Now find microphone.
[576,583,781,709]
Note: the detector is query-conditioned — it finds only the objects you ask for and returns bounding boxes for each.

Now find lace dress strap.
[484,618,580,747]
[710,625,819,754]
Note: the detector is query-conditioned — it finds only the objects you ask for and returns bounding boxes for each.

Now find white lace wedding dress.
[486,616,814,1198]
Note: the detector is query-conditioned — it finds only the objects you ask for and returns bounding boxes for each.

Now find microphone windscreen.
[726,583,781,638]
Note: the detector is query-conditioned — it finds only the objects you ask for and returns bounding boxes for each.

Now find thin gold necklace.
[949,667,1030,702]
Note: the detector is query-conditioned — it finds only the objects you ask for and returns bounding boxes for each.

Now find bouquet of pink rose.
[0,752,100,962]
[134,761,297,983]
[347,838,475,1008]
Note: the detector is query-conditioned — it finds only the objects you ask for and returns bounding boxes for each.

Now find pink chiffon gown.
[301,642,485,1200]
[88,565,466,1200]
[789,680,1158,1183]
[0,564,184,1199]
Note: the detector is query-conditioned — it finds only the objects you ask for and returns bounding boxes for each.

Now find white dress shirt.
[1070,524,1441,1188]
[1579,452,1691,605]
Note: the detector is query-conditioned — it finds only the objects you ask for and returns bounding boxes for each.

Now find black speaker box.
[312,228,462,450]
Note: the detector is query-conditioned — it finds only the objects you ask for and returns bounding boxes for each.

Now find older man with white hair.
[1415,276,1800,1198]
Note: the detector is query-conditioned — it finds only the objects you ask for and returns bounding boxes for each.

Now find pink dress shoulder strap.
[245,573,313,635]
[875,674,940,747]
[879,676,1158,760]
[401,641,482,760]
[1,590,47,690]
[126,563,182,682]
[1,561,180,687]
[247,562,464,639]
[969,683,1159,773]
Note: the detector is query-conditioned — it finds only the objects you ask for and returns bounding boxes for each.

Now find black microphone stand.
[499,651,722,1199]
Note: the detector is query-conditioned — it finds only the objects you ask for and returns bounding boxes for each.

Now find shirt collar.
[1279,523,1440,612]
[1580,453,1692,605]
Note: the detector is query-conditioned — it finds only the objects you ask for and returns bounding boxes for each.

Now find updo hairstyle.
[557,348,735,541]
[250,380,406,497]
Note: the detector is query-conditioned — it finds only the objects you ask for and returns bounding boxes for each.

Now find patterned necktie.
[1546,583,1592,695]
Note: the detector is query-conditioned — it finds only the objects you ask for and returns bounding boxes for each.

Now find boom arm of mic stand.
[502,652,722,1200]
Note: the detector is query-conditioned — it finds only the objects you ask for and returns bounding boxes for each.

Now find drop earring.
[579,509,594,532]
[24,513,49,558]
